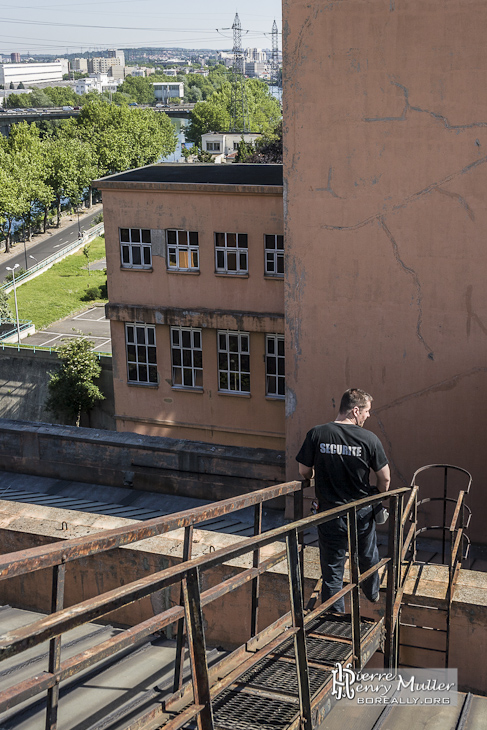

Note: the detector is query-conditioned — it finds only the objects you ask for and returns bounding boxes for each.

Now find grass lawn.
[10,237,107,330]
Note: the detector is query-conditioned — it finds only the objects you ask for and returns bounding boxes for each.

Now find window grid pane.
[265,334,285,398]
[120,228,152,269]
[167,230,199,271]
[264,234,284,277]
[126,323,157,384]
[217,331,250,394]
[171,327,203,389]
[215,232,249,275]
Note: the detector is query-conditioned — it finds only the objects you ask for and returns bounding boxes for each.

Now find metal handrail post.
[347,506,362,669]
[173,524,193,692]
[286,528,312,730]
[295,479,306,594]
[45,563,66,730]
[250,501,263,637]
[384,495,401,670]
[183,567,214,730]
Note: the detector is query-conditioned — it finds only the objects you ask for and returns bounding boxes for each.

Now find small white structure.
[201,132,262,162]
[153,82,184,103]
[75,74,122,95]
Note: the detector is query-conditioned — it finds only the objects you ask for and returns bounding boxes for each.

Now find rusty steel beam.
[0,480,303,581]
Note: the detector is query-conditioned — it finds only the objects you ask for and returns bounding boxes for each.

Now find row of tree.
[4,66,230,110]
[0,100,177,252]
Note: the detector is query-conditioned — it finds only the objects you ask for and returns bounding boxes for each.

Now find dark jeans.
[318,505,380,612]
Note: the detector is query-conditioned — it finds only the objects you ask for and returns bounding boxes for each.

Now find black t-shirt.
[296,422,388,506]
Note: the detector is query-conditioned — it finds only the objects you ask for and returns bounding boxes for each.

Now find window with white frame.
[207,142,221,151]
[125,323,157,384]
[264,234,284,276]
[171,327,203,388]
[215,232,248,274]
[266,334,285,398]
[166,230,199,271]
[218,331,250,393]
[120,228,152,269]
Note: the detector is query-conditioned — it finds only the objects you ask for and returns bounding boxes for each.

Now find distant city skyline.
[0,0,281,56]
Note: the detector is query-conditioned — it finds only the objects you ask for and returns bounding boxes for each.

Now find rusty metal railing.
[406,464,472,667]
[0,483,410,730]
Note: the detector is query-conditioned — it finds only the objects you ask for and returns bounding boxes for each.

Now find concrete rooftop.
[94,163,283,188]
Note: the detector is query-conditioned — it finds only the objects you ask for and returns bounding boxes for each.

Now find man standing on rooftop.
[296,388,390,612]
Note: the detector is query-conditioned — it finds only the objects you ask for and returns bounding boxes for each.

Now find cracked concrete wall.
[283,0,487,541]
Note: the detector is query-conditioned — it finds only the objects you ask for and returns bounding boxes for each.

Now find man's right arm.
[375,464,391,492]
[298,462,314,480]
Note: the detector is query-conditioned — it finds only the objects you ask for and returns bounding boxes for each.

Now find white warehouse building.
[0,61,64,86]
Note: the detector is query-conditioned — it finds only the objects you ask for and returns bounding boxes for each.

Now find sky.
[0,0,282,56]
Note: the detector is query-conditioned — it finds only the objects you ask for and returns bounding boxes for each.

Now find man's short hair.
[339,388,373,415]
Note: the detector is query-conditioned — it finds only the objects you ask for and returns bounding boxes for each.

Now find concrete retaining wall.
[0,348,114,430]
[0,419,286,501]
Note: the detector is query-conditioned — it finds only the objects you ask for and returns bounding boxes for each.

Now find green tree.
[118,75,156,104]
[29,88,54,108]
[0,289,13,323]
[5,93,25,108]
[8,122,51,240]
[236,122,283,163]
[46,337,105,427]
[75,99,176,176]
[18,82,25,89]
[0,127,43,252]
[43,86,81,107]
[42,131,97,227]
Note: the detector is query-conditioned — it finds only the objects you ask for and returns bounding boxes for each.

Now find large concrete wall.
[0,348,115,430]
[283,0,487,541]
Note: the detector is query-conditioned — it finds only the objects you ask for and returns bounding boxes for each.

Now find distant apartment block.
[70,58,88,74]
[10,53,20,64]
[0,61,63,87]
[94,164,284,450]
[244,61,267,78]
[88,56,122,75]
[153,82,184,103]
[107,49,125,66]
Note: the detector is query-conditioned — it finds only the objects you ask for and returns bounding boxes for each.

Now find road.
[0,207,102,282]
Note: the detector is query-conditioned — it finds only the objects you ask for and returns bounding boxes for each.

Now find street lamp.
[6,264,20,345]
[29,255,38,265]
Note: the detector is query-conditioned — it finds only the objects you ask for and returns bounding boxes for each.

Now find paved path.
[25,304,112,354]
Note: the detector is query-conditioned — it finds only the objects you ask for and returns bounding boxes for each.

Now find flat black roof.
[97,163,283,187]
